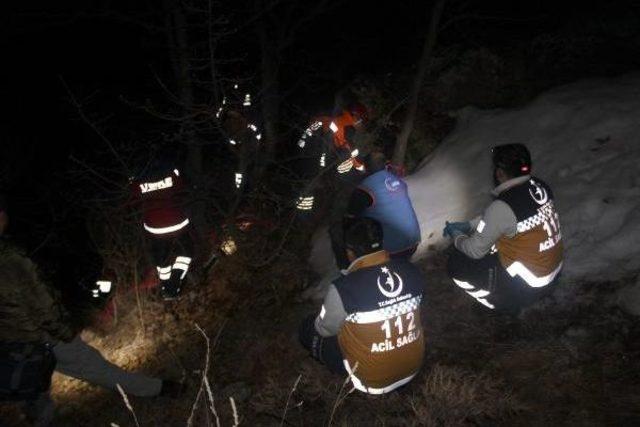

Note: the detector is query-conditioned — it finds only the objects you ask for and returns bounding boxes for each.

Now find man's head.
[344,217,383,261]
[491,144,532,185]
[348,102,369,128]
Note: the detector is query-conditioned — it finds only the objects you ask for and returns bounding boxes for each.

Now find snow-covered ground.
[311,73,640,285]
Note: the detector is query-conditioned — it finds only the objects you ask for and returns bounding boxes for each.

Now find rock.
[615,276,640,316]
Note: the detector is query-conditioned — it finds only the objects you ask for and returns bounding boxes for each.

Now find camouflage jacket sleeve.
[1,245,75,343]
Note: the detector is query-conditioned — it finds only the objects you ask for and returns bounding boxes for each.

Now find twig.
[280,374,302,426]
[230,397,240,426]
[116,384,140,427]
[328,363,358,427]
[187,322,226,427]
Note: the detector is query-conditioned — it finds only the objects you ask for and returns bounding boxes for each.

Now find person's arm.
[454,200,517,259]
[346,188,373,217]
[18,255,76,342]
[314,284,348,337]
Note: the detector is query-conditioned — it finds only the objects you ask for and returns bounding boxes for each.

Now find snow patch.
[311,74,640,285]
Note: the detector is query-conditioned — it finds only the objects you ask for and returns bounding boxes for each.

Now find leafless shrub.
[410,364,526,426]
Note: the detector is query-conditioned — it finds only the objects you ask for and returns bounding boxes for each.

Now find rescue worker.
[132,151,193,300]
[299,217,425,394]
[444,144,563,314]
[295,103,369,213]
[216,82,262,194]
[335,152,421,268]
[0,211,177,425]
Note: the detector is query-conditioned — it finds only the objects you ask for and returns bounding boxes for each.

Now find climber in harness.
[330,151,421,269]
[443,143,563,315]
[0,208,178,425]
[299,217,426,394]
[131,150,193,300]
[295,102,369,213]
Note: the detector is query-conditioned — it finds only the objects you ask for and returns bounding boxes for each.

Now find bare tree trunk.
[393,0,446,167]
[258,20,281,174]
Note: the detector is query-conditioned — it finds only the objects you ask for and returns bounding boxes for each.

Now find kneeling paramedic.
[330,152,421,269]
[444,144,563,314]
[0,236,178,425]
[300,217,425,394]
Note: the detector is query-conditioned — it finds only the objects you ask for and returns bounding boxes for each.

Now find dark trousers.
[446,249,554,315]
[299,315,346,375]
[147,230,194,298]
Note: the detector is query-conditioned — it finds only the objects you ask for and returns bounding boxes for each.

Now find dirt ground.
[2,250,639,426]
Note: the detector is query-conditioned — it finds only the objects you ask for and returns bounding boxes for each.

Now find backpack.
[0,342,56,401]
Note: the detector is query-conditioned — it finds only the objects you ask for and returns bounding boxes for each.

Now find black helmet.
[492,144,531,177]
[344,217,383,258]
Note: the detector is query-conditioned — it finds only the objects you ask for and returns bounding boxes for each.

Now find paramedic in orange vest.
[295,103,368,212]
[444,144,563,315]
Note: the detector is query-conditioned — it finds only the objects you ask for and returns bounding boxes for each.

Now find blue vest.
[359,170,421,254]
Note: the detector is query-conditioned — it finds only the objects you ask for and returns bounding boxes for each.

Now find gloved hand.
[442,221,472,238]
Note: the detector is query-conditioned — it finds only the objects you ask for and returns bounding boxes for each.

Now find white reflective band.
[351,149,359,157]
[243,94,251,106]
[452,278,474,290]
[337,159,354,174]
[319,153,326,167]
[345,296,421,324]
[477,220,486,233]
[144,218,190,235]
[92,289,99,298]
[506,261,563,288]
[216,107,223,118]
[298,139,306,148]
[319,305,326,319]
[329,121,338,133]
[157,270,172,280]
[139,176,173,193]
[173,169,180,176]
[296,196,314,210]
[96,280,112,293]
[235,172,243,189]
[222,97,227,104]
[343,359,416,394]
[233,84,238,89]
[247,123,258,132]
[157,266,172,274]
[355,164,365,172]
[175,256,192,265]
[256,134,262,141]
[229,139,237,145]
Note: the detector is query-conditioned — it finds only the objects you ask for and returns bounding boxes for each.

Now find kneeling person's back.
[314,218,425,394]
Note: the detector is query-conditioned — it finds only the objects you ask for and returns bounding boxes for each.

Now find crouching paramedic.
[299,217,425,394]
[443,144,563,314]
[132,152,193,300]
[0,239,176,425]
[331,152,421,269]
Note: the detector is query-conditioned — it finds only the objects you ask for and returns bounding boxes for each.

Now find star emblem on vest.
[377,267,404,298]
[529,180,548,205]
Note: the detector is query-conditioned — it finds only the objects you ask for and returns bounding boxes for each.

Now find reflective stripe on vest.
[144,218,190,235]
[343,358,417,395]
[506,260,563,288]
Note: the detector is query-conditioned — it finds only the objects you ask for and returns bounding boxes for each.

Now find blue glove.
[442,221,471,238]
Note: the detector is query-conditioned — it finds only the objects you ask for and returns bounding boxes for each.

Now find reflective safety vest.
[334,252,425,394]
[496,177,563,287]
[359,170,421,254]
[135,168,189,236]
